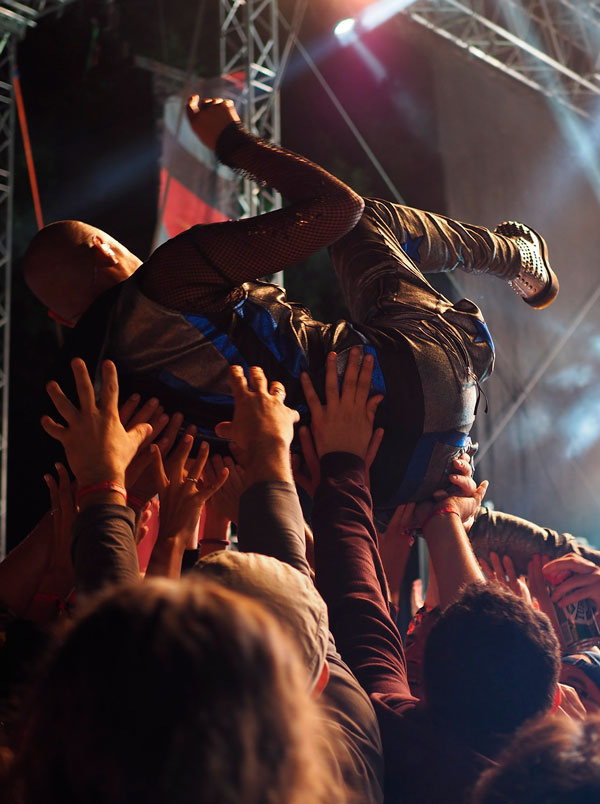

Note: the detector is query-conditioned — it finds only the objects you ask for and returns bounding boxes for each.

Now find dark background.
[10,0,600,550]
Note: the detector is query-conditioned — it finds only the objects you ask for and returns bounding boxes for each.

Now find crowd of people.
[0,96,599,802]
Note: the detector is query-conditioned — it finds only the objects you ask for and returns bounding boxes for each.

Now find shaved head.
[23,220,141,324]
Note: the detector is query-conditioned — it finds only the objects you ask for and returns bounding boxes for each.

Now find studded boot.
[494,221,559,309]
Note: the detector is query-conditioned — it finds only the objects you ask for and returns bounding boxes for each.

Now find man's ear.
[92,234,118,265]
[312,660,330,699]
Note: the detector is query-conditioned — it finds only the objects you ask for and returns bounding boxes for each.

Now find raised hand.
[215,366,300,467]
[543,553,600,610]
[292,423,384,499]
[41,359,152,489]
[203,454,245,526]
[186,96,241,151]
[119,392,188,506]
[146,437,228,579]
[300,348,383,459]
[479,551,533,605]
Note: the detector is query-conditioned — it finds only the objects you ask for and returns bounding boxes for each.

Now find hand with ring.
[146,437,228,579]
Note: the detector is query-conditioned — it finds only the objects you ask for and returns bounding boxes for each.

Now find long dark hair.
[11,578,346,804]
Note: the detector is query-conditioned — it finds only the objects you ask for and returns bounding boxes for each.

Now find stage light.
[334,17,356,38]
[362,0,418,32]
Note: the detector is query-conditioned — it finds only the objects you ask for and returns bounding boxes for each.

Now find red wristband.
[421,505,461,532]
[76,482,128,506]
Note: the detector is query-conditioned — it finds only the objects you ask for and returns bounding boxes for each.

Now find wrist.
[76,470,126,489]
[76,481,128,509]
[420,505,461,534]
[243,446,293,486]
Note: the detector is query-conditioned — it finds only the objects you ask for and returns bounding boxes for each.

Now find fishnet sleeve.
[139,123,365,312]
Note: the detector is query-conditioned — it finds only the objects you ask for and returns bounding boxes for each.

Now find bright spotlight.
[334,17,356,38]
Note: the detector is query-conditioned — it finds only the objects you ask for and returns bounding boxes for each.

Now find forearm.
[238,480,309,576]
[313,453,412,702]
[0,514,53,616]
[378,533,412,608]
[423,511,484,609]
[146,538,186,579]
[469,507,596,575]
[72,504,139,596]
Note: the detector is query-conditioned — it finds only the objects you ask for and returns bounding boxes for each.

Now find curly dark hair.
[424,582,560,755]
[473,714,600,803]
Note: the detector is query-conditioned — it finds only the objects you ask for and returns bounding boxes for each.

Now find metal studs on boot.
[494,220,559,309]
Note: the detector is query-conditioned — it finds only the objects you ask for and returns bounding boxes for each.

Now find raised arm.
[301,349,414,704]
[214,365,309,574]
[140,97,365,311]
[41,358,152,596]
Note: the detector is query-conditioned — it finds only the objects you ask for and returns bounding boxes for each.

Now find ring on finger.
[186,476,199,483]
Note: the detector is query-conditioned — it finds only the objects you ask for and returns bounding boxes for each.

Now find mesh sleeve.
[139,123,364,312]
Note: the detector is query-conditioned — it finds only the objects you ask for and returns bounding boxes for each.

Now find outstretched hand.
[41,359,152,487]
[215,366,299,468]
[151,437,229,552]
[300,348,383,459]
[543,553,600,610]
[292,423,384,498]
[186,96,241,151]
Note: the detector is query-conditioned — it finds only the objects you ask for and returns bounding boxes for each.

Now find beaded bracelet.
[76,481,128,506]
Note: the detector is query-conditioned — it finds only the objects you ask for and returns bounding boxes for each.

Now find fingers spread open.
[300,372,322,418]
[46,381,78,423]
[355,351,374,404]
[119,393,142,425]
[324,351,340,406]
[150,444,169,493]
[69,358,97,413]
[99,360,120,412]
[341,347,361,399]
[157,412,184,456]
[228,365,248,399]
[189,441,210,483]
[41,414,66,441]
[248,365,268,394]
[169,434,195,484]
[269,380,286,402]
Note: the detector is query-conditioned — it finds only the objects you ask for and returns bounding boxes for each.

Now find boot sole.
[499,221,560,309]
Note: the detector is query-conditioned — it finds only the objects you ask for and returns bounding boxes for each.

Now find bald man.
[25,96,558,528]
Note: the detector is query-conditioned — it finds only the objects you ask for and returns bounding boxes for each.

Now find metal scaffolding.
[0,0,75,558]
[219,0,281,219]
[403,0,600,116]
[0,35,13,561]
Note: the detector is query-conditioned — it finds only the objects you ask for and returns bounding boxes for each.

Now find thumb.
[475,479,489,504]
[366,395,384,421]
[129,422,153,451]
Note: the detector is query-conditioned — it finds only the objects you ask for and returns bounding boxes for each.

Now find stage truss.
[0,1,76,558]
[403,0,600,117]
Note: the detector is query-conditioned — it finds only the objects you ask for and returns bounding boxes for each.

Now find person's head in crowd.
[11,578,345,804]
[472,714,600,803]
[560,651,600,714]
[194,551,330,694]
[23,220,141,326]
[424,583,561,755]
